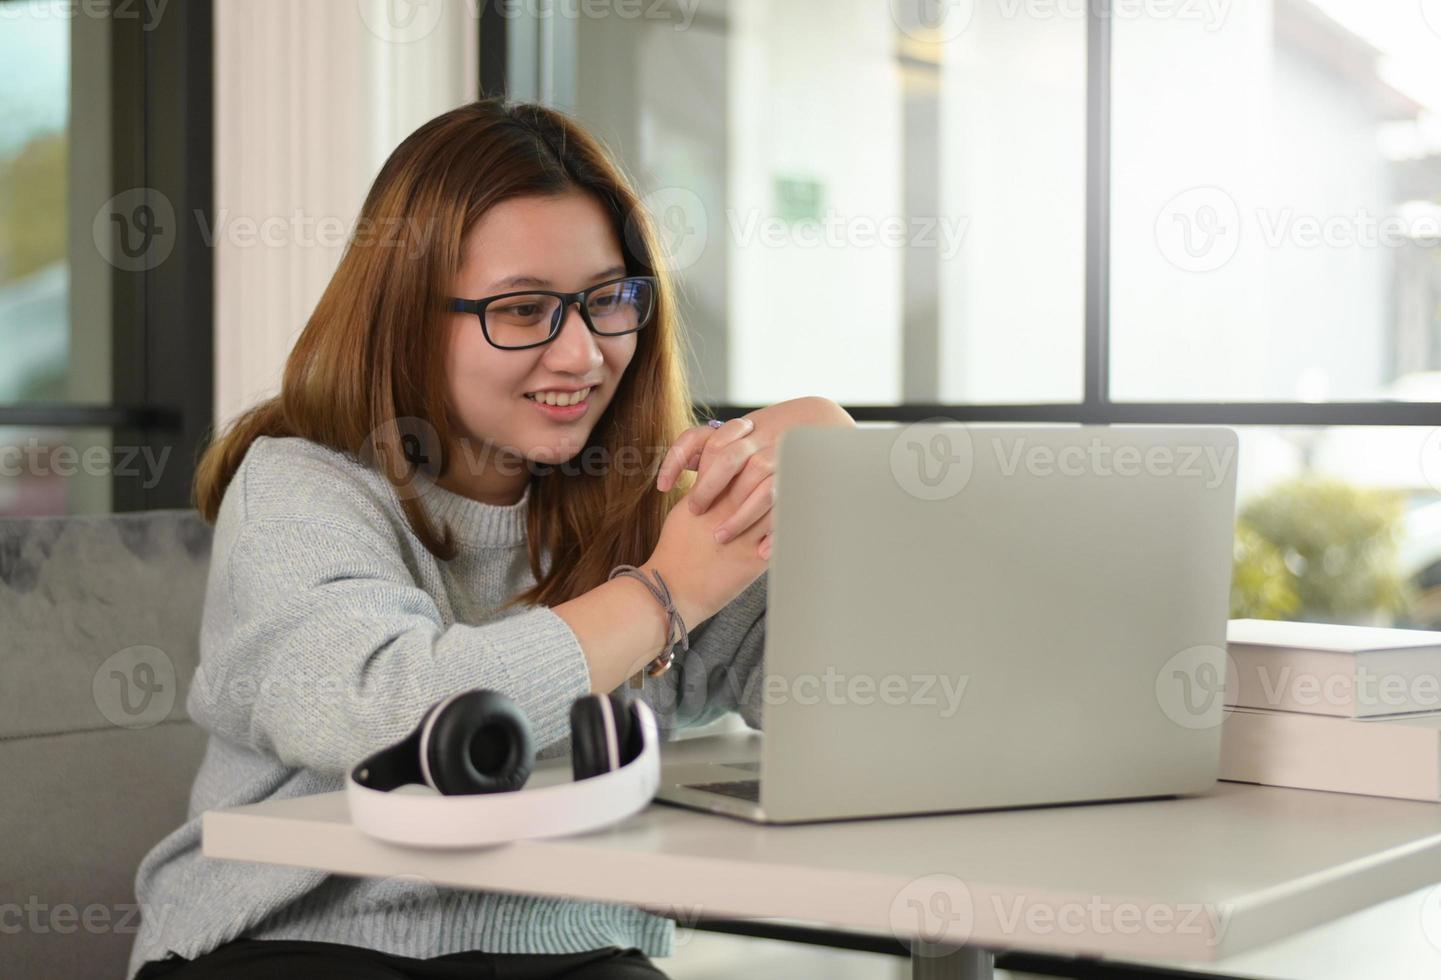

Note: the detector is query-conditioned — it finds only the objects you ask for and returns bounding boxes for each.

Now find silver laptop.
[654,424,1239,823]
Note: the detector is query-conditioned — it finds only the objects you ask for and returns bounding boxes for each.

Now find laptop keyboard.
[683,778,761,802]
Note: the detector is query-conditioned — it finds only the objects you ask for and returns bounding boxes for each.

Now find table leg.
[910,941,995,979]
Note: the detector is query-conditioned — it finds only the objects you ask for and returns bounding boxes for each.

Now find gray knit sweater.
[127,435,768,978]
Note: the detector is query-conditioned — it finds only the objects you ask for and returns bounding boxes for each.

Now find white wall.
[726,0,903,405]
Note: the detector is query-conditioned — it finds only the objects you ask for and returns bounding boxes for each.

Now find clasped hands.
[653,396,855,562]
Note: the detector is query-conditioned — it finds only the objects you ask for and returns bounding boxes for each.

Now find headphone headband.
[347,698,660,848]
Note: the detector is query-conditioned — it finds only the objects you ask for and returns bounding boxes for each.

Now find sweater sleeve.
[188,514,593,776]
[632,569,768,739]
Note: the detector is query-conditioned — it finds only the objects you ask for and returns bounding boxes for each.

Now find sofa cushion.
[0,510,213,738]
[0,510,214,980]
[1,721,208,978]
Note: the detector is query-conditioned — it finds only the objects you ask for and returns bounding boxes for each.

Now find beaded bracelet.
[608,563,690,690]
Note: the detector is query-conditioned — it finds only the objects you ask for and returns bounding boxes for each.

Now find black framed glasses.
[447,275,658,351]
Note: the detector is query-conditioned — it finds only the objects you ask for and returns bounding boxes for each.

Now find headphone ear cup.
[570,692,631,781]
[426,690,535,795]
[618,701,645,763]
[614,699,640,762]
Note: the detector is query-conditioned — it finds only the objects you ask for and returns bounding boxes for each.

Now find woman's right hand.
[644,475,771,631]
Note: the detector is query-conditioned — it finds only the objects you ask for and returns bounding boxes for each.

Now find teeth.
[527,386,592,407]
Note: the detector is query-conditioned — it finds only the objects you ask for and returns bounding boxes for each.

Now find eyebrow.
[488,265,627,291]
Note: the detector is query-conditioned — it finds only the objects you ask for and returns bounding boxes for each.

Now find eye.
[492,299,550,324]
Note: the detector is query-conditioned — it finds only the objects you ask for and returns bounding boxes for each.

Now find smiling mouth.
[524,386,594,407]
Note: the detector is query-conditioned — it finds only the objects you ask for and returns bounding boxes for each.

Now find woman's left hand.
[655,396,856,560]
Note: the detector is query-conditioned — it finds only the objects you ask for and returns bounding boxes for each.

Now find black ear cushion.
[616,700,645,760]
[614,698,640,763]
[570,695,609,782]
[571,692,633,781]
[426,690,534,795]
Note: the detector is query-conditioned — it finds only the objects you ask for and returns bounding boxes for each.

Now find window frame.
[0,0,214,511]
[484,3,1439,428]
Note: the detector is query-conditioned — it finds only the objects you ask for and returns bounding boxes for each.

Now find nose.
[542,301,604,373]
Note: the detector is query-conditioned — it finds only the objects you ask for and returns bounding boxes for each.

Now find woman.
[126,99,853,980]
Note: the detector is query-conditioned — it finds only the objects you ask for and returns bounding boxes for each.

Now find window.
[494,0,1441,630]
[560,0,1087,406]
[0,6,71,406]
[1111,0,1441,403]
[0,0,213,515]
[0,2,106,514]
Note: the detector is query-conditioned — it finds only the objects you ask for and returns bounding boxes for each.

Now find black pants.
[133,939,671,980]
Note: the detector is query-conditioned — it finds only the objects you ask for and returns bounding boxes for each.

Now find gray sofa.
[0,508,754,980]
[1,511,213,980]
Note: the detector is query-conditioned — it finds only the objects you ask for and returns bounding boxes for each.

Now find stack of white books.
[1220,619,1441,802]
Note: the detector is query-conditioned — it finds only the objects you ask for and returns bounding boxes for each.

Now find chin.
[525,436,588,467]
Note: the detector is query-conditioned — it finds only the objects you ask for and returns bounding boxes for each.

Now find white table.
[202,731,1441,979]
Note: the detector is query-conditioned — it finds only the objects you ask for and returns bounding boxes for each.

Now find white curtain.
[213,0,478,429]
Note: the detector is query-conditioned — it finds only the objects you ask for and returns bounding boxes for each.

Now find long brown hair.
[194,99,700,610]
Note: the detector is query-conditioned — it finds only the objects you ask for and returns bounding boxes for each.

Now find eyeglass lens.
[485,279,655,348]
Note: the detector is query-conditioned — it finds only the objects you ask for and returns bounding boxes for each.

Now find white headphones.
[347,688,660,848]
